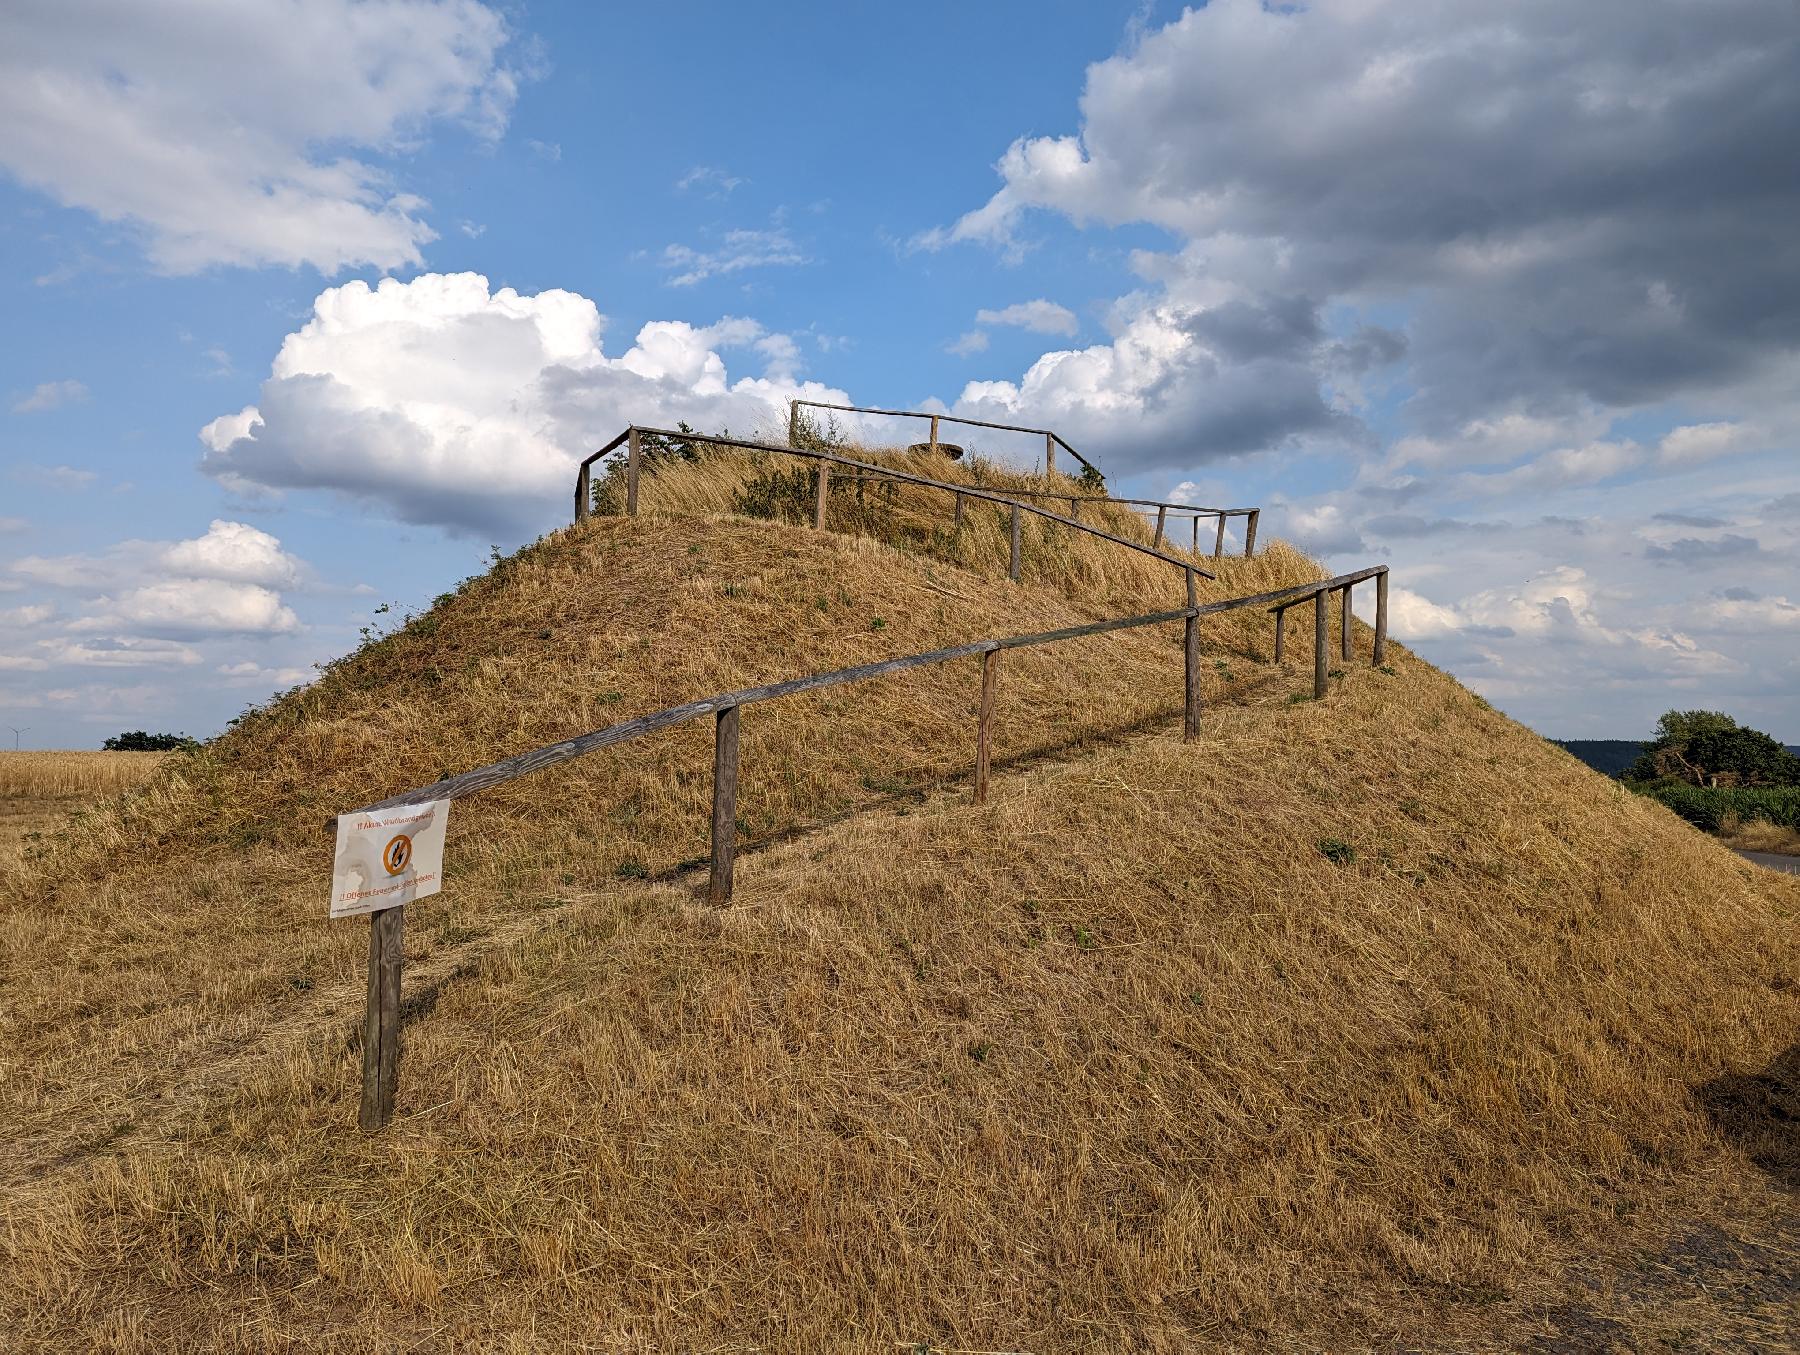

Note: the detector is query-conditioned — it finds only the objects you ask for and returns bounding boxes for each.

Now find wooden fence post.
[975,648,998,803]
[1314,589,1329,699]
[814,461,829,530]
[953,492,965,529]
[1184,570,1200,741]
[930,414,940,454]
[1373,570,1389,666]
[1153,505,1167,548]
[1192,514,1200,552]
[1069,497,1080,521]
[1213,513,1228,558]
[709,705,740,905]
[626,428,642,517]
[1044,432,1056,478]
[359,904,404,1132]
[1340,584,1353,662]
[575,463,590,522]
[1274,606,1286,664]
[1009,504,1021,582]
[788,400,800,446]
[1243,509,1260,558]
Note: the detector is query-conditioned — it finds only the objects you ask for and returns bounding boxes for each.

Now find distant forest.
[1557,739,1800,778]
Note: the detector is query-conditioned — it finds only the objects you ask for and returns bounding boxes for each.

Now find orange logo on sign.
[382,833,414,876]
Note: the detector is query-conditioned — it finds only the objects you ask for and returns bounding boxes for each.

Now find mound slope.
[2,453,1796,1350]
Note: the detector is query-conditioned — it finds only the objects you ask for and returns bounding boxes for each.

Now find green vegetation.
[102,730,198,752]
[1618,710,1800,851]
[1625,709,1800,788]
[1637,784,1800,833]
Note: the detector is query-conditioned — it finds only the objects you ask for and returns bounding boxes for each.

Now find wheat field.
[0,750,167,872]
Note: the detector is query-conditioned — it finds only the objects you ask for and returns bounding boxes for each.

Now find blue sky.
[3,0,1797,747]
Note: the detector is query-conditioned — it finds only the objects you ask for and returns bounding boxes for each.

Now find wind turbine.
[6,726,27,751]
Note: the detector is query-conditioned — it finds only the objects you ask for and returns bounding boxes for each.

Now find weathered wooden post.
[813,461,829,530]
[1340,584,1353,662]
[953,492,964,528]
[709,705,740,905]
[1274,605,1286,663]
[359,905,404,1132]
[975,648,998,804]
[929,414,940,455]
[1009,504,1021,582]
[1243,510,1260,558]
[1374,570,1389,665]
[1192,514,1201,552]
[575,462,590,522]
[1153,505,1167,548]
[1213,513,1228,558]
[1069,497,1080,521]
[788,400,800,446]
[1184,569,1200,741]
[1314,589,1329,699]
[626,427,642,517]
[1044,432,1056,477]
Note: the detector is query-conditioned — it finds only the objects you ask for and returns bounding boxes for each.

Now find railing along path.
[340,416,1392,1132]
[784,400,1261,559]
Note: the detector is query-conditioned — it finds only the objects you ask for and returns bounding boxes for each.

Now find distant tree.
[104,730,198,752]
[1625,709,1800,787]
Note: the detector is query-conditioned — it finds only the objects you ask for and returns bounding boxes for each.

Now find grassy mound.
[2,449,1796,1350]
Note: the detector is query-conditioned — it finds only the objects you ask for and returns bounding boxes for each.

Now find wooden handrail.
[575,425,1220,581]
[340,559,1390,1130]
[1266,568,1391,697]
[788,397,1101,478]
[336,565,1386,827]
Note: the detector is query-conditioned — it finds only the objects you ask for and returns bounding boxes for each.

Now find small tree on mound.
[103,730,198,752]
[590,422,728,515]
[1625,709,1800,788]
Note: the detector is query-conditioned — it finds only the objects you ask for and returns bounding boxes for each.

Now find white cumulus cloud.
[0,0,519,273]
[199,272,849,536]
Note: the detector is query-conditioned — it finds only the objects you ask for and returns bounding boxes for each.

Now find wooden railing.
[964,484,1260,560]
[788,398,1101,479]
[780,400,1260,558]
[337,557,1389,1131]
[575,425,1222,584]
[1271,566,1390,698]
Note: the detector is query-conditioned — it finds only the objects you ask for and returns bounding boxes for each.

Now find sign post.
[331,800,449,1130]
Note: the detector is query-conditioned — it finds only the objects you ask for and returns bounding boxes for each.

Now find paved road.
[1736,849,1800,874]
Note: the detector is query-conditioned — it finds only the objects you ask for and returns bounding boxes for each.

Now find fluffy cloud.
[160,520,302,588]
[9,521,304,640]
[74,580,299,640]
[200,272,849,536]
[975,300,1078,337]
[11,379,88,413]
[953,278,1372,475]
[928,0,1800,467]
[0,0,518,273]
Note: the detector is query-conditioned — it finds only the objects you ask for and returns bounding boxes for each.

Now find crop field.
[0,750,168,872]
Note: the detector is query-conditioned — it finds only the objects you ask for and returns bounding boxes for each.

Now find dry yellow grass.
[0,750,167,873]
[0,449,1795,1351]
[1719,813,1800,857]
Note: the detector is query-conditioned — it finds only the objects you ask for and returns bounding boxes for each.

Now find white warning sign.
[330,799,449,918]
